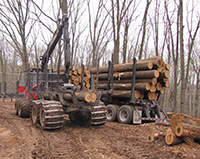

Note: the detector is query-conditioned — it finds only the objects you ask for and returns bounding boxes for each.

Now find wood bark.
[90,61,154,74]
[109,90,141,99]
[97,78,157,85]
[165,129,183,145]
[159,70,170,78]
[147,132,165,142]
[63,92,97,103]
[93,70,159,80]
[97,83,150,92]
[170,113,200,140]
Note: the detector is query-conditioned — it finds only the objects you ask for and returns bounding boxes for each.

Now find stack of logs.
[91,56,170,100]
[147,113,200,146]
[53,66,91,91]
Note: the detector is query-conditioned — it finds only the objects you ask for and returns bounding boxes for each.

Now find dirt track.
[0,98,200,159]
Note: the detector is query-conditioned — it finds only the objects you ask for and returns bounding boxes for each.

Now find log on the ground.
[165,128,183,145]
[170,113,200,135]
[175,123,200,139]
[147,132,165,142]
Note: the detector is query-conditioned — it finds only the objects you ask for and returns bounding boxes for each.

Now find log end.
[154,70,160,78]
[165,133,174,145]
[148,61,153,69]
[147,133,154,142]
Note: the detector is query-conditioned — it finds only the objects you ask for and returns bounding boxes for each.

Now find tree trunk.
[138,0,152,59]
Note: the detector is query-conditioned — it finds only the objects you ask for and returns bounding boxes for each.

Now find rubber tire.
[15,99,22,115]
[18,100,30,118]
[117,105,133,124]
[106,105,118,122]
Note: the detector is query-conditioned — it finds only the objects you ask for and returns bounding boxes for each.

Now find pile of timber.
[53,66,91,91]
[91,56,170,100]
[147,113,200,147]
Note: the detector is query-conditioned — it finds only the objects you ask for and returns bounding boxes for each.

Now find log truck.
[14,14,107,129]
[92,56,169,124]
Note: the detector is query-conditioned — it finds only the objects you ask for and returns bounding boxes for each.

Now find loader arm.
[41,14,70,75]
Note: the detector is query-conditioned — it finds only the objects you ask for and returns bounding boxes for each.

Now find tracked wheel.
[90,101,107,127]
[18,99,30,118]
[31,103,40,125]
[39,101,64,130]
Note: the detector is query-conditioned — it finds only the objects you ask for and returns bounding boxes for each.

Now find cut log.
[90,61,154,74]
[170,113,200,138]
[86,83,90,88]
[159,70,170,78]
[97,83,150,92]
[73,78,80,85]
[150,85,156,92]
[84,77,89,83]
[165,130,183,146]
[63,92,91,102]
[140,92,144,99]
[156,82,162,91]
[147,132,165,142]
[97,78,157,85]
[137,56,162,62]
[161,61,166,68]
[109,90,141,99]
[78,68,82,75]
[90,92,97,102]
[157,67,166,72]
[175,123,200,139]
[160,87,165,94]
[73,70,78,75]
[148,92,157,100]
[93,70,159,80]
[166,63,171,70]
[159,79,170,88]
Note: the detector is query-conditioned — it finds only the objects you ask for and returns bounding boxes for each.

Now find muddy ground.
[0,98,200,159]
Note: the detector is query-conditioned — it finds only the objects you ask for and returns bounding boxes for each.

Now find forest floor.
[0,98,200,159]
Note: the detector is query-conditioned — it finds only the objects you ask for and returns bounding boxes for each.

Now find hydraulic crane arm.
[41,14,70,74]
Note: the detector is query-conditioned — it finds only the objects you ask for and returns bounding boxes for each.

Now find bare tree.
[108,0,135,64]
[164,0,180,113]
[138,0,152,60]
[149,0,161,56]
[191,49,200,117]
[0,0,36,71]
[87,0,111,67]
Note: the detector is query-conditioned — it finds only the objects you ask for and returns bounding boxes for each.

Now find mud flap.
[133,107,142,124]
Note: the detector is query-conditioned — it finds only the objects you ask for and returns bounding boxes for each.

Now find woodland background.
[0,0,199,117]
